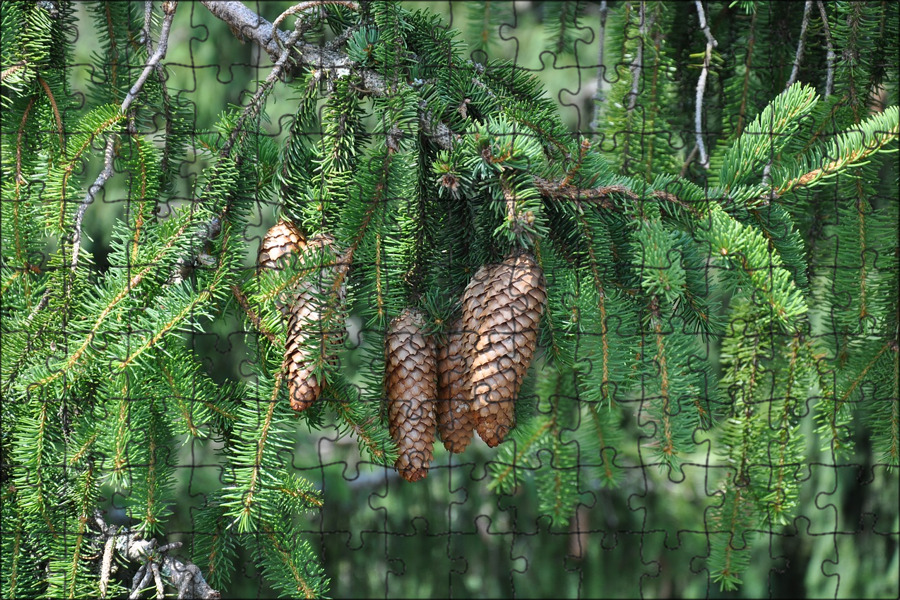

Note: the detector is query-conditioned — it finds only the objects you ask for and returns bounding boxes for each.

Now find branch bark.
[198,1,455,149]
[693,0,717,170]
[94,512,220,599]
[200,0,383,92]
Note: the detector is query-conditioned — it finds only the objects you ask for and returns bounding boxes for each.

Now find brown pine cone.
[462,252,547,447]
[436,318,475,453]
[385,308,437,482]
[284,233,348,412]
[257,220,304,271]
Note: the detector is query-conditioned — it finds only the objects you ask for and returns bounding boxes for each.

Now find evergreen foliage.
[1,0,897,597]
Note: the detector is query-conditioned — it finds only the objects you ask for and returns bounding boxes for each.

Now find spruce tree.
[1,1,897,597]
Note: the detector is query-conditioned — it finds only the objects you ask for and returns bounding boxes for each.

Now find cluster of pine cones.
[258,221,547,483]
[385,252,547,482]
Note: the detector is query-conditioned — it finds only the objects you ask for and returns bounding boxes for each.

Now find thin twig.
[0,60,27,82]
[15,96,36,184]
[71,135,116,270]
[130,564,152,600]
[271,0,359,52]
[693,0,717,170]
[150,561,164,599]
[36,75,65,157]
[533,175,698,217]
[70,1,178,271]
[786,0,814,89]
[99,531,116,598]
[217,23,305,162]
[232,284,278,345]
[122,1,178,116]
[679,144,699,178]
[816,0,835,98]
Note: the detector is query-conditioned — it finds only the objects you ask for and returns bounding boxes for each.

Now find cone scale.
[436,318,475,453]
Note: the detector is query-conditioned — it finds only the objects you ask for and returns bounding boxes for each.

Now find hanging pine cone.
[436,318,475,453]
[284,233,348,412]
[385,308,437,482]
[257,220,304,271]
[462,252,547,447]
[257,219,305,317]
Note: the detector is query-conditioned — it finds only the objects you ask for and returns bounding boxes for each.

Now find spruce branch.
[93,512,220,600]
[533,176,698,217]
[200,0,451,145]
[71,1,178,271]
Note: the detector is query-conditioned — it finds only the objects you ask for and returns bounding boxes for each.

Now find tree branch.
[693,0,717,171]
[200,0,384,90]
[533,175,698,217]
[786,0,814,89]
[198,2,456,148]
[71,1,178,271]
[816,0,835,98]
[94,512,220,599]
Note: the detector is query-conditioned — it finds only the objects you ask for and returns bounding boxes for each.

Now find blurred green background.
[67,2,898,598]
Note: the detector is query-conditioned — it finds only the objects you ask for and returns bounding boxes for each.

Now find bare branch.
[693,0,717,170]
[816,0,835,98]
[143,0,154,55]
[786,0,814,89]
[122,1,178,115]
[200,0,385,91]
[71,135,117,270]
[200,0,460,152]
[98,522,117,598]
[94,512,220,600]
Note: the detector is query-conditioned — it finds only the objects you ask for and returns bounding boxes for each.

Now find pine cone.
[284,233,348,412]
[257,220,304,271]
[436,318,475,453]
[462,252,547,447]
[385,308,437,482]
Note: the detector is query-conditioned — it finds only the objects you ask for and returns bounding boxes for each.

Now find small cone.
[385,308,437,482]
[283,233,348,412]
[436,318,475,453]
[462,252,546,447]
[257,220,304,271]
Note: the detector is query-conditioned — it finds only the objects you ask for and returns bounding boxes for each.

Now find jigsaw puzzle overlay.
[1,1,898,598]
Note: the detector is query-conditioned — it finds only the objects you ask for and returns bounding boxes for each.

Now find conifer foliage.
[1,0,898,596]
